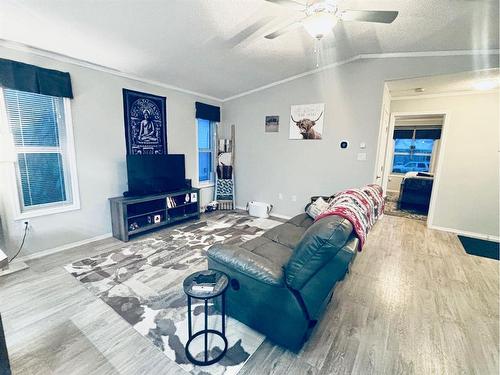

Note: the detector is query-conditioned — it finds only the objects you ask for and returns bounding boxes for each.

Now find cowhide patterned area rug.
[64,211,282,375]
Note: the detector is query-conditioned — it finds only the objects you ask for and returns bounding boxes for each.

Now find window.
[1,88,79,218]
[197,118,215,183]
[391,127,441,174]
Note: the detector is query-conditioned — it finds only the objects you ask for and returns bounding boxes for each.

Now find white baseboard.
[427,224,499,242]
[18,232,113,261]
[0,261,29,277]
[235,206,292,220]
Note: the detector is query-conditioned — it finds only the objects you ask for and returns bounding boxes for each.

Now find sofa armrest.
[207,244,284,286]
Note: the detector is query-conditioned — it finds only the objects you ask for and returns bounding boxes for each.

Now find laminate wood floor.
[0,214,498,375]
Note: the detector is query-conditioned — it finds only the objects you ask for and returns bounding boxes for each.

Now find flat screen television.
[126,154,186,195]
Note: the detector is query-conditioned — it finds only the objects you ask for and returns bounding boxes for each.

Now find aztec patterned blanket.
[315,184,384,250]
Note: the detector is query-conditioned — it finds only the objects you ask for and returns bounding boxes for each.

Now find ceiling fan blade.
[264,20,302,39]
[228,16,275,47]
[340,10,399,24]
[264,0,306,11]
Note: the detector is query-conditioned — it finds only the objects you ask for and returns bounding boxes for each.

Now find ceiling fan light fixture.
[302,12,337,39]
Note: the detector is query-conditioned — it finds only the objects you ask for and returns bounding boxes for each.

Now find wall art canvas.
[265,115,279,133]
[289,103,325,140]
[123,89,167,155]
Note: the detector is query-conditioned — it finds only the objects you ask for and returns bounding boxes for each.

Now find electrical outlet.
[291,195,297,202]
[278,193,283,200]
[23,221,29,230]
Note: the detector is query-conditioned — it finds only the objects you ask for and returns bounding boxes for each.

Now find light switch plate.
[357,153,367,161]
[360,142,366,149]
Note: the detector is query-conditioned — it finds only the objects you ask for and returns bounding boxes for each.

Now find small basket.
[246,201,273,218]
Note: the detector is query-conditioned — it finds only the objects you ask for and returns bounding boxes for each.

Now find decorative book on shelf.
[109,187,200,242]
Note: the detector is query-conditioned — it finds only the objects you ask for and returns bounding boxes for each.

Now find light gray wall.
[391,92,499,238]
[223,55,499,218]
[0,46,220,257]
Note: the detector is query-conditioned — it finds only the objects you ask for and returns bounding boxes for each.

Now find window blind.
[3,89,70,208]
[197,119,213,182]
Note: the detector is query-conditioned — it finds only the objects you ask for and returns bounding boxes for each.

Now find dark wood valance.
[0,58,73,98]
[195,101,220,122]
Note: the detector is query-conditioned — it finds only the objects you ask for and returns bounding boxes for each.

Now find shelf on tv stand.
[167,201,198,210]
[109,188,200,242]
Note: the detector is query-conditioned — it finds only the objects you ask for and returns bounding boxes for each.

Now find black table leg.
[221,292,226,336]
[204,299,208,362]
[187,295,192,339]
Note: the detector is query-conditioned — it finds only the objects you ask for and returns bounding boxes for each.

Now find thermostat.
[340,141,349,149]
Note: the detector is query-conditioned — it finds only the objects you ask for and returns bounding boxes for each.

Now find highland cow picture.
[289,103,325,140]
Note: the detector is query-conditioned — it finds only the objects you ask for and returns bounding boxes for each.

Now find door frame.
[377,110,450,227]
[373,83,392,188]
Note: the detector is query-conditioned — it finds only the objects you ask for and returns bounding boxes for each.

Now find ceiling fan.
[264,0,399,40]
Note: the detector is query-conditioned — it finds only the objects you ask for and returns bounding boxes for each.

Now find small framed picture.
[191,192,198,202]
[153,214,161,223]
[265,116,279,133]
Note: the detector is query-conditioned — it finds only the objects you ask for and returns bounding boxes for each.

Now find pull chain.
[314,37,322,68]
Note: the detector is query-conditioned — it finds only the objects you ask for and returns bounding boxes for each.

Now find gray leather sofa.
[207,212,358,352]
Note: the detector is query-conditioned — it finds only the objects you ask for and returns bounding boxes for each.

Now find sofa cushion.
[284,215,353,290]
[252,241,293,266]
[240,236,293,267]
[241,236,271,252]
[286,213,314,229]
[207,244,285,286]
[262,223,307,249]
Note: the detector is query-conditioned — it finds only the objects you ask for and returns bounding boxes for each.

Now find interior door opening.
[375,109,447,226]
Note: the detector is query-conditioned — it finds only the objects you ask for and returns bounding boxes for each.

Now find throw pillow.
[306,197,329,219]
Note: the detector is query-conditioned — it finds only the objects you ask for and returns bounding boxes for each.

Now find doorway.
[383,114,444,221]
[376,111,448,225]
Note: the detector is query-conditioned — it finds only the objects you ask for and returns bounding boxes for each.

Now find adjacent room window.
[391,127,441,174]
[1,88,79,217]
[197,118,215,183]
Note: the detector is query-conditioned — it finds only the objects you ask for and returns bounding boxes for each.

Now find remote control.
[192,285,214,292]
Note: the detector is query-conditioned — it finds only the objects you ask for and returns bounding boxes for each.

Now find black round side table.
[183,270,229,366]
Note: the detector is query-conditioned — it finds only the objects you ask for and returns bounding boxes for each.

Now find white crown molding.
[0,39,224,102]
[391,88,499,100]
[222,49,500,102]
[222,55,361,102]
[358,49,500,59]
[1,39,498,103]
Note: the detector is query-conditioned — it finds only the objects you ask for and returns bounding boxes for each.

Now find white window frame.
[0,88,80,220]
[196,118,216,187]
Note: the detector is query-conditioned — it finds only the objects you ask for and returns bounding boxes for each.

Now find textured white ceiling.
[0,0,498,99]
[388,68,500,97]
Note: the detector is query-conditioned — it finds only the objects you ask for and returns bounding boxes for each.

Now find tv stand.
[109,187,200,242]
